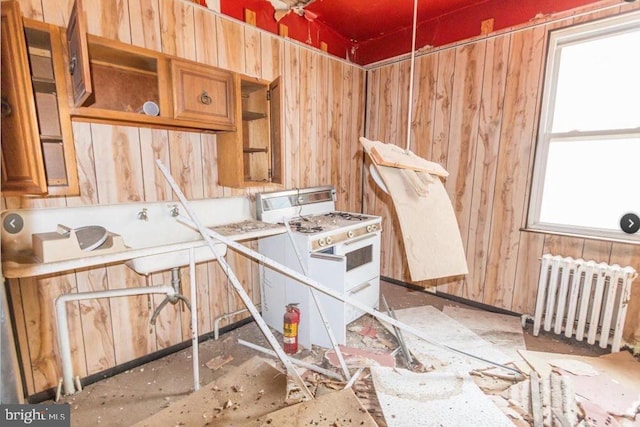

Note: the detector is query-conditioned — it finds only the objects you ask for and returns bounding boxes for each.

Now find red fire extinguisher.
[283,303,300,354]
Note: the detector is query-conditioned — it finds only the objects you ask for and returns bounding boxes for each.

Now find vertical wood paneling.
[511,232,545,314]
[464,35,509,302]
[542,235,584,259]
[42,0,74,26]
[194,6,218,66]
[216,16,244,72]
[328,60,343,200]
[410,54,438,161]
[443,42,486,296]
[244,25,261,77]
[431,49,456,166]
[316,54,331,187]
[201,133,224,198]
[160,0,195,59]
[16,0,43,21]
[84,0,131,42]
[283,43,300,187]
[128,0,162,50]
[483,26,545,309]
[76,268,116,375]
[7,280,35,395]
[260,34,283,82]
[92,124,145,203]
[299,49,318,187]
[139,128,172,202]
[168,132,204,199]
[67,122,98,207]
[106,265,155,363]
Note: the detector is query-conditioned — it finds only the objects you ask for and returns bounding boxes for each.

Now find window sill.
[520,226,640,246]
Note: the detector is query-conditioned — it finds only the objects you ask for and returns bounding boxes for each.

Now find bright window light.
[528,11,640,242]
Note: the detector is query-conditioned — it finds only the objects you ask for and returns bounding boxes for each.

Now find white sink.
[1,197,260,275]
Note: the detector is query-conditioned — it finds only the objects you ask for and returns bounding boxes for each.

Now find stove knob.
[366,225,373,232]
[370,224,378,231]
[326,236,333,245]
[347,230,354,238]
[318,238,326,247]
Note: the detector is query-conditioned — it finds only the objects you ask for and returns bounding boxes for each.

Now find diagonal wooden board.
[361,137,468,281]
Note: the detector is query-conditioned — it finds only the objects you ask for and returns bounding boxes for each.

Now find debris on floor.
[255,388,377,426]
[66,295,640,427]
[325,345,396,369]
[370,367,514,427]
[379,305,515,373]
[205,354,234,370]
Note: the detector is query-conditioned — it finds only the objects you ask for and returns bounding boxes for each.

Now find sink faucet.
[170,204,179,217]
[137,208,148,221]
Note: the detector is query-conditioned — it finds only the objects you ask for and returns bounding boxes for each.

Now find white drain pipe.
[55,284,177,396]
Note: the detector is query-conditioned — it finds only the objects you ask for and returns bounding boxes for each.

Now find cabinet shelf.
[40,134,63,141]
[242,110,267,121]
[32,78,56,93]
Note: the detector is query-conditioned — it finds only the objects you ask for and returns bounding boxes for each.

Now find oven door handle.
[348,281,372,295]
[343,233,378,246]
[310,252,344,262]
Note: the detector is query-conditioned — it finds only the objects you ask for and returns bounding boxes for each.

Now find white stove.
[256,186,382,349]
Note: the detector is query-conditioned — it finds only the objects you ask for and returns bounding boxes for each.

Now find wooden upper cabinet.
[217,75,282,188]
[1,1,48,195]
[64,0,235,132]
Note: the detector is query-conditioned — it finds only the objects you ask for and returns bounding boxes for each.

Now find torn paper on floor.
[381,305,513,373]
[442,305,528,371]
[371,367,513,427]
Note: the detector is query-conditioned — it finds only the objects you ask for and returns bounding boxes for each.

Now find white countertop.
[2,221,286,279]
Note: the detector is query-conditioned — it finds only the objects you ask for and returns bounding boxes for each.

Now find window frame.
[527,11,640,244]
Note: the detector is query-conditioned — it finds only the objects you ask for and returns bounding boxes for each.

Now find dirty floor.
[52,280,610,426]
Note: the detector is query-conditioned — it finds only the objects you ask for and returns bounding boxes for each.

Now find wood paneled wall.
[364,0,640,345]
[3,0,365,396]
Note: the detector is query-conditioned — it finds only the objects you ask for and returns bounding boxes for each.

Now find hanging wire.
[405,0,419,152]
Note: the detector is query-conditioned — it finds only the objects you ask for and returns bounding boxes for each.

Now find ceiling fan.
[267,0,318,22]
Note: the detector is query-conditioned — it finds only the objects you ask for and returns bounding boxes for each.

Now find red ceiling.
[219,0,604,65]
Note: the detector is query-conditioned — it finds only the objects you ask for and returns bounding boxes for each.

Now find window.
[528,11,640,243]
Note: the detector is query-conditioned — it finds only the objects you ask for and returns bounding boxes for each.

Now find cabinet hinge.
[266,90,271,101]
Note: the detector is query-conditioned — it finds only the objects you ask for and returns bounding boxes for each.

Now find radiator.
[532,254,637,352]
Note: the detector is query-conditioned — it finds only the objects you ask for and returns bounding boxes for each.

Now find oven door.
[333,232,380,290]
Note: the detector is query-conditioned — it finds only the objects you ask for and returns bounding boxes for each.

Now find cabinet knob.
[199,90,212,105]
[69,56,77,75]
[1,96,12,118]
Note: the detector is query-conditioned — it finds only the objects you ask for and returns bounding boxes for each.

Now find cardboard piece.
[361,137,468,281]
[258,388,377,426]
[133,357,288,427]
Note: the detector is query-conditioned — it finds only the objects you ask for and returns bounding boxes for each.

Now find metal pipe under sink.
[55,284,178,396]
